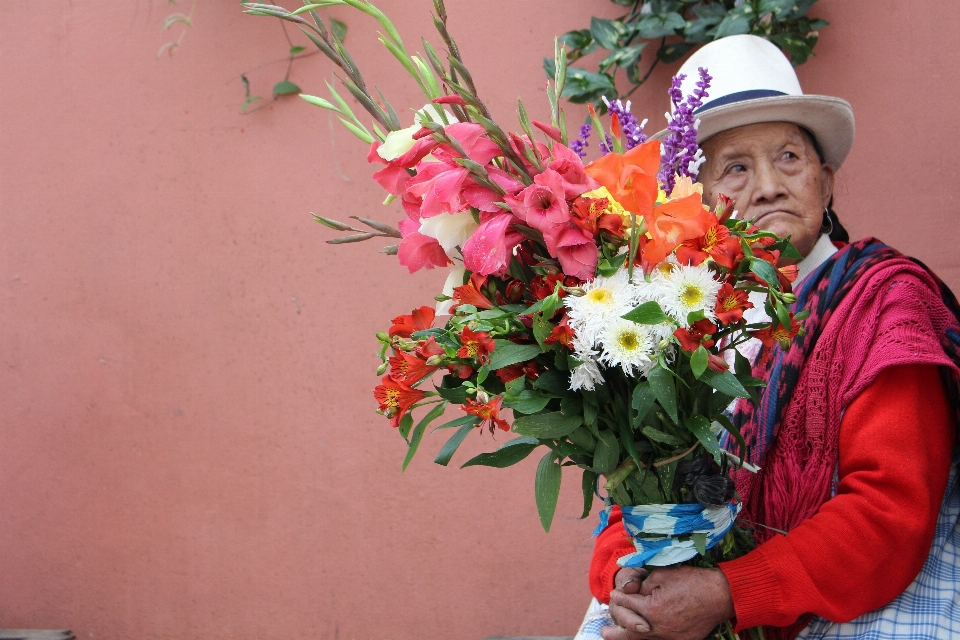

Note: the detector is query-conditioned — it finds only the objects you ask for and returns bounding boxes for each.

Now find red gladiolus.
[457,327,496,365]
[463,395,510,433]
[753,315,801,349]
[388,351,439,386]
[715,283,754,324]
[676,223,743,268]
[389,306,436,338]
[674,319,718,352]
[374,376,426,428]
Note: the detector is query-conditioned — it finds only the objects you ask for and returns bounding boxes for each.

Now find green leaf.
[300,94,340,112]
[289,45,306,55]
[599,43,646,74]
[514,411,583,439]
[435,382,468,404]
[642,426,684,447]
[535,451,563,532]
[713,10,752,38]
[487,340,543,371]
[273,80,301,96]
[503,390,552,415]
[330,18,348,42]
[533,369,570,396]
[431,414,481,433]
[403,402,448,471]
[568,425,597,453]
[561,67,616,104]
[559,28,594,53]
[561,395,584,418]
[647,365,679,424]
[714,414,747,462]
[461,436,540,469]
[288,4,325,16]
[700,369,750,398]
[592,429,620,473]
[620,420,642,468]
[581,469,597,519]
[691,345,709,379]
[749,258,780,287]
[398,412,413,440]
[532,313,553,349]
[590,16,623,50]
[692,532,707,556]
[632,382,658,426]
[622,300,672,325]
[686,414,722,465]
[634,12,685,39]
[433,422,477,466]
[656,41,695,64]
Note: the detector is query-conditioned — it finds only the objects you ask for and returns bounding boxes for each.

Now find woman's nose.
[751,162,788,204]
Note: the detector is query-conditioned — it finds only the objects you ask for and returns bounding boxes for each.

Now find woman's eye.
[782,151,798,160]
[729,164,746,174]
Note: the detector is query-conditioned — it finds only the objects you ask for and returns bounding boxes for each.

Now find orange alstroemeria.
[642,194,717,264]
[714,283,754,324]
[452,273,494,310]
[676,222,743,268]
[389,306,436,338]
[374,376,427,428]
[463,395,510,433]
[753,315,802,349]
[584,139,661,218]
[388,351,439,386]
[457,326,496,365]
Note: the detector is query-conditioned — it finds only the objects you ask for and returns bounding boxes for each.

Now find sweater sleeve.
[719,364,955,631]
[589,506,636,604]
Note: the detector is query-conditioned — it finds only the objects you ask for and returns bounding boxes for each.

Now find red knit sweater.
[588,364,955,636]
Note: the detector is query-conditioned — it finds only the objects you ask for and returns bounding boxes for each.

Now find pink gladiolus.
[462,212,524,276]
[552,225,598,280]
[433,123,502,166]
[397,232,452,273]
[405,161,471,218]
[532,120,563,142]
[372,164,413,196]
[505,169,569,236]
[548,144,600,199]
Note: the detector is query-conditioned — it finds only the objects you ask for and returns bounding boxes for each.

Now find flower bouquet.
[245,0,803,632]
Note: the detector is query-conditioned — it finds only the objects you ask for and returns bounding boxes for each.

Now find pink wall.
[2,1,958,639]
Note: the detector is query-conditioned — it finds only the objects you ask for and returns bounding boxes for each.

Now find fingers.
[608,594,652,634]
[615,567,649,593]
[599,622,646,640]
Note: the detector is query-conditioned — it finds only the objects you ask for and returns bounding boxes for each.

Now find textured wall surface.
[1,1,958,639]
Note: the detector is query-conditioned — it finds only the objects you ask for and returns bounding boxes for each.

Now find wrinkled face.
[699,122,835,261]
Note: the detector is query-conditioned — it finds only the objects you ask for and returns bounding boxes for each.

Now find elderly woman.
[586,36,960,640]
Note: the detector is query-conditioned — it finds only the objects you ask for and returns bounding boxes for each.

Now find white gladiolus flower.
[653,261,722,325]
[436,266,466,316]
[598,318,655,377]
[565,270,638,347]
[377,105,456,161]
[418,210,478,257]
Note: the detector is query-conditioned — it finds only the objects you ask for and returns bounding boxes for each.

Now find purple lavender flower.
[657,67,712,194]
[598,133,614,156]
[570,123,591,159]
[603,97,648,150]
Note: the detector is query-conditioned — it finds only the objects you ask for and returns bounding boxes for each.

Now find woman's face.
[699,122,835,260]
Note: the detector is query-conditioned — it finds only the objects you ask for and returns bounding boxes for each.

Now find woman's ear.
[820,163,836,208]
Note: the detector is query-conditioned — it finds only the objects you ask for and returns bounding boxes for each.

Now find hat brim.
[653,95,855,169]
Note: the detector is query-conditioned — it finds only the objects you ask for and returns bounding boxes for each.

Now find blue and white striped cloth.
[594,501,741,568]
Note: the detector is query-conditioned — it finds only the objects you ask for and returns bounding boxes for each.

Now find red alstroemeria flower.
[463,395,510,433]
[529,273,578,301]
[415,335,445,359]
[544,318,576,348]
[673,319,718,352]
[453,273,494,311]
[447,363,474,379]
[714,283,754,324]
[715,193,735,223]
[457,327,496,365]
[494,360,543,384]
[753,315,802,349]
[374,376,427,428]
[676,223,743,268]
[388,351,440,386]
[389,306,436,338]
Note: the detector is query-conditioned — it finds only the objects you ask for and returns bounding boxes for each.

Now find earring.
[821,207,834,237]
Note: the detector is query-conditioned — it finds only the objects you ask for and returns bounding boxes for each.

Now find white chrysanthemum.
[598,318,655,377]
[569,339,605,391]
[653,262,722,325]
[564,270,639,346]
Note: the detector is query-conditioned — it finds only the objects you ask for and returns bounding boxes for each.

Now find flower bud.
[565,287,586,297]
[376,361,389,375]
[707,354,729,373]
[505,279,524,304]
[376,332,390,343]
[425,355,444,367]
[780,293,797,304]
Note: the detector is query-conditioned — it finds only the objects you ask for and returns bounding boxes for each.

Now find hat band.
[695,89,788,114]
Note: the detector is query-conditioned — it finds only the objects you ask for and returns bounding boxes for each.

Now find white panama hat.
[654,34,855,169]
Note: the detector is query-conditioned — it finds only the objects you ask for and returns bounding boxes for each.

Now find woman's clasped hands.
[600,566,736,640]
